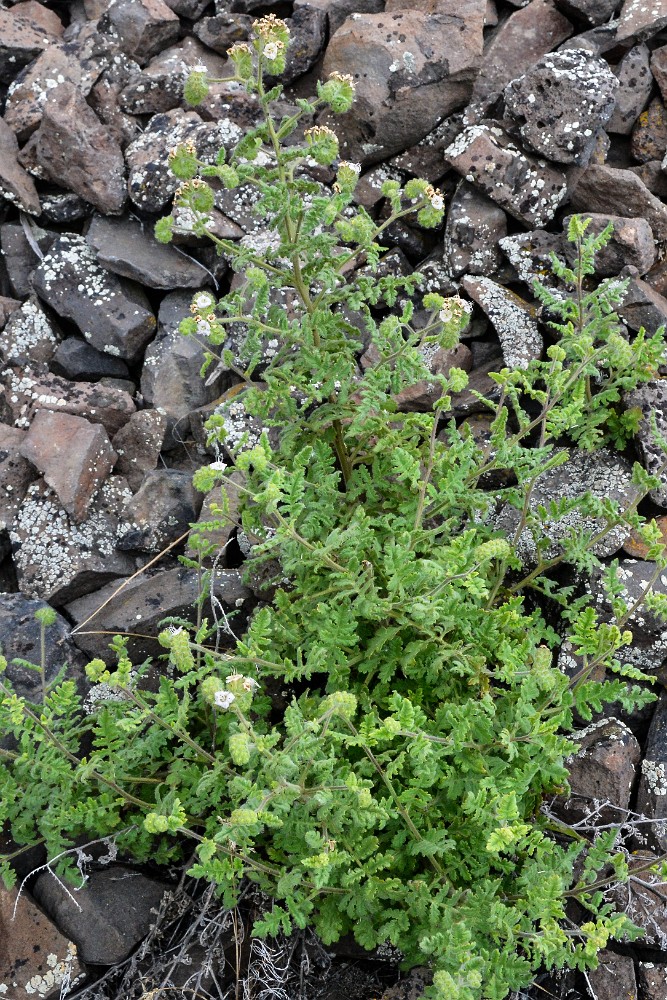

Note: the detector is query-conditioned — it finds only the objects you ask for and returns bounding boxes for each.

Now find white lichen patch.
[642,759,667,796]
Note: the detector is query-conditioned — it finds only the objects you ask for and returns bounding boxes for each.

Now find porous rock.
[111,409,167,491]
[504,49,618,165]
[0,117,40,215]
[472,0,573,100]
[66,565,251,663]
[461,276,542,369]
[87,214,209,289]
[29,82,126,215]
[19,409,117,524]
[31,235,156,361]
[444,124,568,227]
[608,43,652,135]
[570,164,667,242]
[0,2,64,83]
[118,35,227,116]
[638,962,667,1000]
[1,366,135,436]
[321,0,485,165]
[443,181,507,279]
[631,97,667,163]
[0,886,82,999]
[498,230,566,289]
[10,477,135,605]
[32,865,169,966]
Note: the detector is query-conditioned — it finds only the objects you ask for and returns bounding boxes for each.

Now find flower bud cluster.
[304,125,339,165]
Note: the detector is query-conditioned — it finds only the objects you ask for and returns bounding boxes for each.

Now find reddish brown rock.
[19,410,117,523]
[556,718,640,824]
[30,83,126,215]
[631,97,667,164]
[111,408,167,492]
[570,165,667,242]
[100,0,181,65]
[0,885,82,998]
[0,297,21,329]
[1,367,136,436]
[0,296,60,367]
[608,43,652,136]
[562,214,656,277]
[616,0,667,43]
[588,950,637,1000]
[623,517,667,559]
[0,424,36,534]
[0,117,40,215]
[638,962,667,1000]
[321,0,485,165]
[652,44,667,104]
[5,44,96,141]
[0,2,63,83]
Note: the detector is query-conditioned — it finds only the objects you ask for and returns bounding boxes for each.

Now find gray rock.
[389,113,466,182]
[562,214,655,276]
[631,96,667,163]
[32,865,169,965]
[625,381,667,507]
[636,692,667,852]
[118,35,227,116]
[276,5,327,85]
[1,296,60,367]
[187,468,244,567]
[293,0,383,36]
[503,49,618,165]
[39,190,93,223]
[31,235,156,361]
[125,109,243,214]
[0,2,64,83]
[87,214,209,290]
[30,82,127,215]
[87,54,143,151]
[570,164,667,242]
[117,469,202,552]
[461,276,542,369]
[0,117,40,215]
[19,409,117,524]
[141,291,229,446]
[0,424,37,535]
[111,409,167,492]
[163,0,211,15]
[66,565,251,662]
[99,0,180,65]
[556,717,640,825]
[553,0,620,25]
[320,0,485,165]
[443,181,507,279]
[472,0,573,101]
[616,0,667,43]
[1,366,136,436]
[0,222,57,299]
[616,271,667,334]
[10,477,135,604]
[498,231,566,289]
[652,43,667,105]
[494,448,639,563]
[0,592,88,704]
[193,12,253,53]
[51,337,130,381]
[444,123,568,227]
[610,850,667,948]
[607,43,652,135]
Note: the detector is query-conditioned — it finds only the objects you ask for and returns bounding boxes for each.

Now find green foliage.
[3,20,667,1000]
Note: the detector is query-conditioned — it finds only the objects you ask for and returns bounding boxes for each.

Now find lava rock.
[631,97,667,163]
[562,214,656,276]
[294,0,383,36]
[616,0,667,43]
[51,337,131,381]
[608,43,652,135]
[0,117,40,215]
[0,424,38,538]
[87,214,209,289]
[0,221,57,299]
[117,468,202,552]
[1,296,60,367]
[652,43,667,104]
[99,0,180,65]
[444,123,568,227]
[443,181,507,279]
[638,962,667,999]
[0,2,64,83]
[461,276,542,369]
[498,230,566,289]
[276,5,327,84]
[31,235,156,361]
[0,886,82,998]
[570,164,667,242]
[587,950,637,1000]
[556,717,640,824]
[193,12,253,52]
[504,48,617,165]
[118,35,227,116]
[111,409,167,492]
[616,272,667,334]
[625,381,667,507]
[636,692,667,852]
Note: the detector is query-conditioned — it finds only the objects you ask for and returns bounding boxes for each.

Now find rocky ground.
[4,0,667,997]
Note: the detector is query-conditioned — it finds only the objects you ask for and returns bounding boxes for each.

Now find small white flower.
[242,677,259,691]
[214,690,236,709]
[226,673,244,684]
[209,460,227,471]
[339,160,361,174]
[263,41,280,60]
[192,63,208,74]
[429,192,444,211]
[194,292,215,310]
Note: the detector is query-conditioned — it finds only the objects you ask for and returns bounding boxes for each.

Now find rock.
[472,0,573,101]
[0,221,57,299]
[38,191,93,223]
[443,181,507,279]
[636,692,667,852]
[187,468,244,566]
[0,298,21,329]
[0,117,40,215]
[320,1,485,165]
[498,230,566,289]
[638,962,667,1000]
[274,5,327,85]
[570,165,667,242]
[461,276,542,369]
[556,718,640,824]
[19,410,117,523]
[66,565,251,662]
[4,37,109,141]
[652,44,667,105]
[630,160,667,201]
[616,272,667,334]
[99,0,180,64]
[32,864,169,965]
[503,49,618,165]
[0,592,88,704]
[163,0,210,15]
[607,43,652,135]
[118,35,227,116]
[449,342,504,416]
[117,469,202,552]
[624,516,667,559]
[0,886,82,998]
[631,97,667,163]
[86,214,209,290]
[625,381,667,507]
[616,0,667,43]
[111,409,167,492]
[554,0,621,25]
[193,12,253,53]
[88,54,143,151]
[360,339,473,411]
[610,851,667,949]
[10,477,135,604]
[587,950,637,1000]
[412,245,458,299]
[51,337,131,382]
[444,124,568,227]
[31,235,156,361]
[494,448,639,563]
[353,164,403,209]
[0,2,63,83]
[0,424,37,536]
[125,109,243,214]
[561,214,655,277]
[141,291,229,447]
[29,82,126,215]
[294,0,383,36]
[380,968,433,1000]
[0,296,60,367]
[1,367,135,438]
[389,113,465,181]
